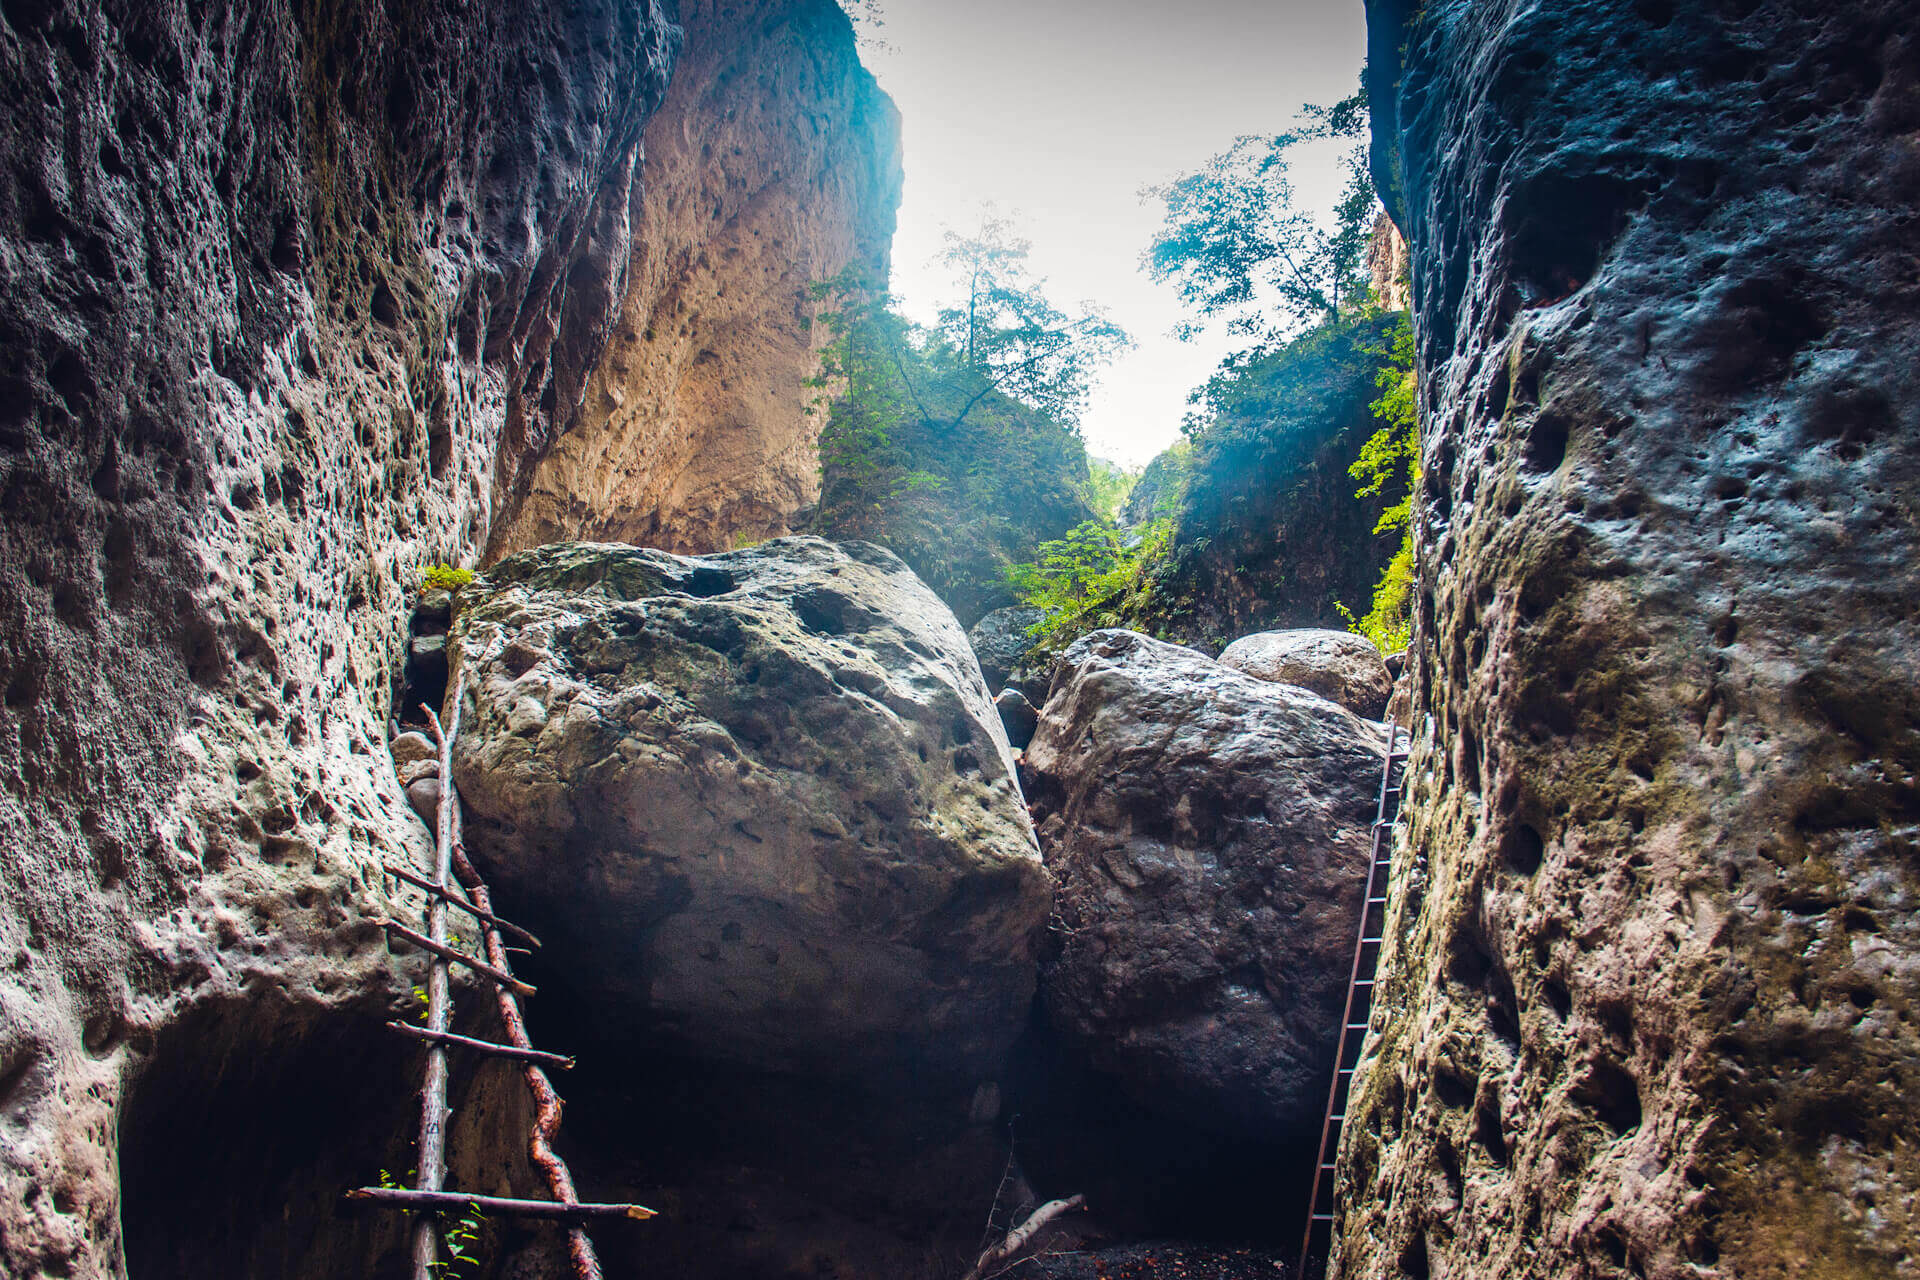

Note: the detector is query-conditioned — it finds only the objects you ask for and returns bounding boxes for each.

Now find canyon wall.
[1342,2,1920,1278]
[486,0,901,556]
[0,2,896,1276]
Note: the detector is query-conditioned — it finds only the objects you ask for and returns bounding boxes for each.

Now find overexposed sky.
[854,0,1369,467]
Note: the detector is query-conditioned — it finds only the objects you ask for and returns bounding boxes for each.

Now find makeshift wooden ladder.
[1297,720,1412,1279]
[346,680,654,1280]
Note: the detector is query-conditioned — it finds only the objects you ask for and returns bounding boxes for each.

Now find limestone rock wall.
[486,0,902,557]
[1341,2,1920,1278]
[0,2,895,1276]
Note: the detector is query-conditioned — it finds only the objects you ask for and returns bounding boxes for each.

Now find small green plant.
[1005,516,1177,649]
[421,564,474,592]
[1345,315,1419,653]
[371,1169,485,1277]
[434,1203,487,1278]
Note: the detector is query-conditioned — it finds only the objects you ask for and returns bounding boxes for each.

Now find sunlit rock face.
[451,540,1050,1090]
[1344,2,1920,1278]
[0,2,895,1276]
[486,0,903,557]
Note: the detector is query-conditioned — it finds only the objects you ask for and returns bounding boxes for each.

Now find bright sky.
[854,0,1370,468]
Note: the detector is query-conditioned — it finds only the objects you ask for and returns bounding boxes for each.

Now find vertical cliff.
[1341,3,1920,1278]
[486,0,901,556]
[0,2,897,1276]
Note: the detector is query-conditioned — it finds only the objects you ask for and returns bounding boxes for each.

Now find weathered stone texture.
[1217,628,1394,720]
[450,539,1049,1089]
[486,0,902,557]
[1025,630,1385,1140]
[0,3,895,1277]
[1342,3,1920,1278]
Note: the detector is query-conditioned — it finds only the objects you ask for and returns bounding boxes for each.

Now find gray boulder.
[1216,627,1393,719]
[1024,629,1386,1139]
[450,538,1051,1089]
[995,688,1039,751]
[968,605,1046,694]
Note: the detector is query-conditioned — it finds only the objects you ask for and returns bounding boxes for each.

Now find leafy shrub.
[420,564,474,592]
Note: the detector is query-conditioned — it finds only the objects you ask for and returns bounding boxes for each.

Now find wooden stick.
[379,919,536,997]
[963,1194,1086,1280]
[383,862,543,948]
[385,1022,575,1071]
[410,697,463,1280]
[345,1188,657,1221]
[452,812,608,1280]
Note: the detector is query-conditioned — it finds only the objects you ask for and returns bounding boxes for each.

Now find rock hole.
[1503,822,1545,874]
[1433,1064,1476,1110]
[1575,1059,1642,1135]
[1399,1232,1430,1280]
[1633,0,1676,25]
[1504,171,1648,303]
[1523,411,1570,474]
[1542,976,1572,1021]
[1475,1095,1510,1166]
[369,282,401,328]
[685,567,737,598]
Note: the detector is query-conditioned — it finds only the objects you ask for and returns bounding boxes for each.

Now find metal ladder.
[1298,720,1411,1279]
[345,681,654,1280]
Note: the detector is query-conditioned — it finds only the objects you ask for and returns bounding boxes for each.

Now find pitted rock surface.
[1023,629,1385,1139]
[450,539,1050,1088]
[0,3,897,1276]
[1217,628,1394,719]
[1345,2,1920,1277]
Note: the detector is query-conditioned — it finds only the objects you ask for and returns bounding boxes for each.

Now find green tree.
[1143,89,1378,342]
[936,214,1131,428]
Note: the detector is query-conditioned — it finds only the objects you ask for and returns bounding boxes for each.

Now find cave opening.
[118,999,418,1280]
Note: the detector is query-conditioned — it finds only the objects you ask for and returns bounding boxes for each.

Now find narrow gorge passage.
[2,2,1915,1279]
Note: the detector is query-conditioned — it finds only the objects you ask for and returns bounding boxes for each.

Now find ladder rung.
[1345,1022,1369,1032]
[1353,979,1375,988]
[383,863,543,948]
[1360,935,1384,945]
[1367,896,1389,906]
[345,1187,657,1221]
[1311,1212,1335,1222]
[379,919,536,996]
[386,1022,574,1070]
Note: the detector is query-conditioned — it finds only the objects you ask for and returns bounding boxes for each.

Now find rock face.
[450,539,1050,1088]
[487,0,902,556]
[970,604,1047,693]
[0,3,897,1277]
[1217,629,1394,720]
[1023,630,1385,1139]
[1342,3,1920,1278]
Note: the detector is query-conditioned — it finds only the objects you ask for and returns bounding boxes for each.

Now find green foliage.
[1084,458,1142,522]
[1005,517,1178,649]
[1142,87,1377,343]
[807,239,1115,621]
[936,214,1131,427]
[371,1171,486,1277]
[420,564,474,591]
[1345,315,1420,652]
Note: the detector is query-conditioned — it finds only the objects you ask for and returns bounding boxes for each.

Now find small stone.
[413,588,454,633]
[968,606,1046,693]
[398,758,440,786]
[407,777,441,825]
[389,731,437,767]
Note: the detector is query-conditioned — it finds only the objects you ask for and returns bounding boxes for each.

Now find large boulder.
[450,538,1050,1089]
[1216,628,1393,720]
[1023,629,1387,1139]
[968,605,1047,694]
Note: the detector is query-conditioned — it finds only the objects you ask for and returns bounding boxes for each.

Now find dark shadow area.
[119,998,418,1280]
